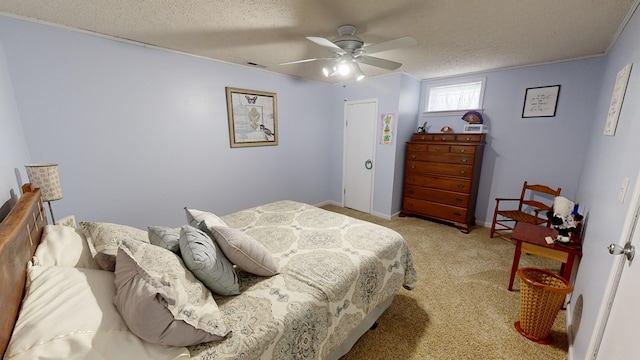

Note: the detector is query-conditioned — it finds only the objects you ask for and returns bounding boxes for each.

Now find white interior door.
[590,171,640,359]
[343,99,377,213]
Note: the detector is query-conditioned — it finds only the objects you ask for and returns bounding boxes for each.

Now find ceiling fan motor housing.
[334,25,363,53]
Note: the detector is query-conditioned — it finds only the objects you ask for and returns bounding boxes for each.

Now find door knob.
[608,242,635,261]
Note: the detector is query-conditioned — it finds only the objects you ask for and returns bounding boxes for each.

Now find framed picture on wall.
[522,85,561,118]
[225,87,278,147]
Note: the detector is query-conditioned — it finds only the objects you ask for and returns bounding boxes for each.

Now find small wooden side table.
[508,222,583,291]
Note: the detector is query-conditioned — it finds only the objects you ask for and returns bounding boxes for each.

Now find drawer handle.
[420,136,425,140]
[408,190,414,194]
[465,137,471,141]
[457,184,465,189]
[411,154,417,159]
[411,165,416,169]
[459,170,466,175]
[440,137,446,140]
[453,212,462,217]
[410,177,416,182]
[455,198,463,203]
[459,149,465,153]
[460,159,468,163]
[435,147,441,151]
[408,203,413,207]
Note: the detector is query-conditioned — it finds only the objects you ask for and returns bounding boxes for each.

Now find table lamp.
[25,163,63,223]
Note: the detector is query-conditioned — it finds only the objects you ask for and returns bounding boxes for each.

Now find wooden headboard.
[0,184,46,357]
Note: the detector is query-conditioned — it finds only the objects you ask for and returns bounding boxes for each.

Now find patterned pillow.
[185,207,228,228]
[114,239,231,346]
[205,225,279,277]
[79,221,149,271]
[179,225,239,296]
[148,226,181,254]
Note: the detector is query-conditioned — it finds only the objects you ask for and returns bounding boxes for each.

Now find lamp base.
[46,201,56,224]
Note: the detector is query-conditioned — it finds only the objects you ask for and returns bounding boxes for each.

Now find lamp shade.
[25,163,63,202]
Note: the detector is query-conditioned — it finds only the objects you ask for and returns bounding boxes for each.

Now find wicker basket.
[514,267,573,344]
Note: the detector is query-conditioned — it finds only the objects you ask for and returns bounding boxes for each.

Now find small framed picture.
[522,85,561,118]
[464,124,485,133]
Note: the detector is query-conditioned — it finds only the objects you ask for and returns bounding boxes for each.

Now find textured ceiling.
[0,0,636,84]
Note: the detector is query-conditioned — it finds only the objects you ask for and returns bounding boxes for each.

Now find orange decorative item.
[440,126,453,133]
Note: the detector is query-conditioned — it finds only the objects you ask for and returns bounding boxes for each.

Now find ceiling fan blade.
[279,57,333,65]
[362,36,417,55]
[306,37,346,53]
[356,55,402,70]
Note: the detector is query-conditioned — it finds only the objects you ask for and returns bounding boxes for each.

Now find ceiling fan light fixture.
[322,64,339,77]
[338,62,351,76]
[353,63,365,81]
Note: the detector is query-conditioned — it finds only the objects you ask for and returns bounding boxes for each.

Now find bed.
[0,184,417,360]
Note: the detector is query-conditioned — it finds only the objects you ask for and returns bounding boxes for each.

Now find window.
[425,78,485,115]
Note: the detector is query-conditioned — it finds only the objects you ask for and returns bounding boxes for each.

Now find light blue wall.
[570,5,640,359]
[0,16,341,228]
[394,75,422,213]
[0,35,30,216]
[420,58,604,226]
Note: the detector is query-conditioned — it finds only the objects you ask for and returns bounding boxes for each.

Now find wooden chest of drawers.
[400,133,485,233]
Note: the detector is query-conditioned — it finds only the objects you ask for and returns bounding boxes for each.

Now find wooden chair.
[490,181,561,240]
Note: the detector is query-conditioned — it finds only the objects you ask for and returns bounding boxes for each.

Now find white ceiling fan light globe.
[338,62,351,75]
[353,63,365,81]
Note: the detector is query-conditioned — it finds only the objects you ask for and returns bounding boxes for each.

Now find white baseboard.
[313,200,341,208]
[313,200,394,220]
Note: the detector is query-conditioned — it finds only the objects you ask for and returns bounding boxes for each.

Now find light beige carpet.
[321,205,569,360]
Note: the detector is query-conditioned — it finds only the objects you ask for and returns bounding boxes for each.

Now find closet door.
[343,99,377,213]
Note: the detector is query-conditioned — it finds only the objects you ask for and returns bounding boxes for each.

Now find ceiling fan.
[280,25,417,81]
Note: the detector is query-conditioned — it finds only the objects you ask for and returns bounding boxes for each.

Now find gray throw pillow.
[114,239,231,346]
[148,226,180,254]
[206,225,279,277]
[179,225,239,296]
[185,208,228,228]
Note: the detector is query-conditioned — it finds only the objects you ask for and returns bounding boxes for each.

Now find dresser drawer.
[405,174,471,193]
[420,153,475,165]
[450,145,476,155]
[456,134,483,142]
[407,143,428,152]
[433,134,456,142]
[404,185,469,207]
[412,134,433,141]
[406,161,473,178]
[427,144,450,153]
[407,152,475,164]
[403,198,468,222]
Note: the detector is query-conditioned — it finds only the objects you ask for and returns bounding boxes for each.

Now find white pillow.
[32,225,101,269]
[5,265,189,360]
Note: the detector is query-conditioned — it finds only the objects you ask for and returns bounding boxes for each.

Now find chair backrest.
[518,181,562,212]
